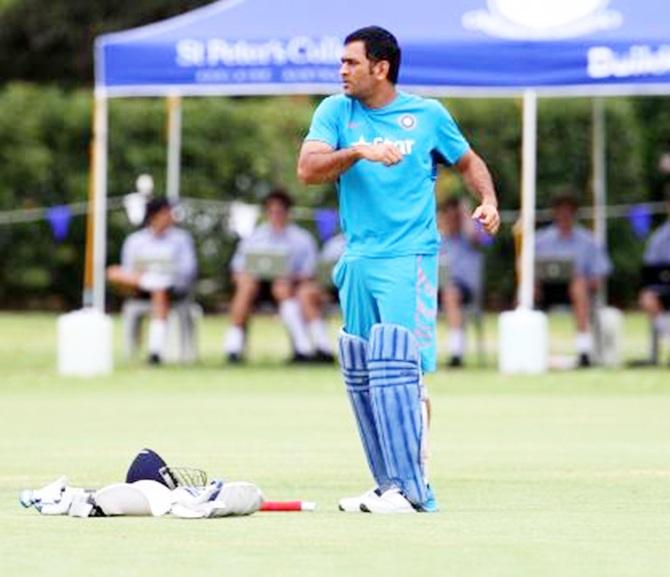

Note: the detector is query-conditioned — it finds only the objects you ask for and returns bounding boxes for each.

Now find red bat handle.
[260,500,316,512]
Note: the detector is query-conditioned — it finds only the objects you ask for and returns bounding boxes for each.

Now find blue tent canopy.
[96,0,670,97]
[88,0,668,332]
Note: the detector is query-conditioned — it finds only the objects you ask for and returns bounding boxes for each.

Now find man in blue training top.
[297,26,500,513]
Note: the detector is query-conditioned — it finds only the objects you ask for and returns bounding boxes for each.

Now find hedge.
[0,82,665,310]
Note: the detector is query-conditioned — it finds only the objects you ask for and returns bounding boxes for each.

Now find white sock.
[654,315,670,342]
[279,299,314,355]
[447,329,465,356]
[148,319,168,356]
[575,332,593,354]
[224,325,245,354]
[308,319,332,352]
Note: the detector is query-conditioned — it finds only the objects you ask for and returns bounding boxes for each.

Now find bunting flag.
[46,205,72,242]
[627,204,652,239]
[314,208,339,242]
[229,202,260,239]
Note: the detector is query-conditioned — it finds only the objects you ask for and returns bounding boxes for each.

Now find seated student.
[223,188,335,364]
[535,193,611,367]
[639,190,670,360]
[107,198,197,365]
[437,198,484,368]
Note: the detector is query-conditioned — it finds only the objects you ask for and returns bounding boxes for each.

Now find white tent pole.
[92,93,109,312]
[592,97,607,304]
[518,89,538,310]
[166,94,182,202]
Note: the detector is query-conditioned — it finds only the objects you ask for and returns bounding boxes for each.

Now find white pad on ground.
[94,481,172,517]
[170,481,263,518]
[134,480,173,516]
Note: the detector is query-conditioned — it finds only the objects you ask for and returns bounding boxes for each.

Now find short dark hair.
[263,187,293,210]
[144,197,171,225]
[551,191,579,211]
[345,26,401,84]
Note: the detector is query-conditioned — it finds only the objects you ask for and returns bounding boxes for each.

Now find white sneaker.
[360,488,416,514]
[338,488,382,512]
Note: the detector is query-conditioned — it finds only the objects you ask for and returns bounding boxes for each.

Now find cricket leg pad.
[368,323,428,506]
[94,480,172,517]
[338,330,391,490]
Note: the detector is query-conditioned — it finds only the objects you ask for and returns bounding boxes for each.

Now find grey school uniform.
[121,227,197,292]
[535,224,611,279]
[643,221,670,301]
[644,221,670,265]
[439,232,483,301]
[231,223,318,279]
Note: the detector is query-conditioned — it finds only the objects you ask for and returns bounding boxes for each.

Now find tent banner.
[99,36,343,92]
[99,38,670,93]
[97,0,670,95]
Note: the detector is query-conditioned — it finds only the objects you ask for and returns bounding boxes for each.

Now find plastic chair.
[122,296,201,363]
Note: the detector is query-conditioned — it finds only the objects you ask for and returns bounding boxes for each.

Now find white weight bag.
[58,308,113,376]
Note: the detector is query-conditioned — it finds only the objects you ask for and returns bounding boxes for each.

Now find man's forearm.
[298,147,361,184]
[461,154,498,207]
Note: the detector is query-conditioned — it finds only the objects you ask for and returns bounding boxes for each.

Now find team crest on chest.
[398,114,417,131]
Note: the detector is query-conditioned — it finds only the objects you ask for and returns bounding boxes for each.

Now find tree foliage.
[0,0,211,85]
[0,82,664,309]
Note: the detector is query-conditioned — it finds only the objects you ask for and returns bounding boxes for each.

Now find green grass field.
[1,312,669,577]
